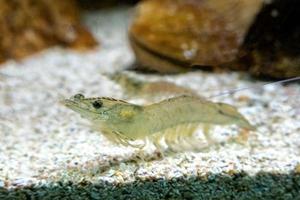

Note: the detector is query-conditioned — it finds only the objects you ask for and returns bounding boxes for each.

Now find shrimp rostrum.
[62,94,255,153]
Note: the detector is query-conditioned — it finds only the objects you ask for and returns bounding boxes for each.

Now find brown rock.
[0,0,97,64]
[130,0,300,78]
[129,0,263,73]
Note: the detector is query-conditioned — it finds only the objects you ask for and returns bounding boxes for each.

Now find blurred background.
[0,0,299,78]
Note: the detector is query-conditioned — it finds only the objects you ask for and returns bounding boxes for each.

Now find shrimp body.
[63,94,254,152]
[107,72,198,99]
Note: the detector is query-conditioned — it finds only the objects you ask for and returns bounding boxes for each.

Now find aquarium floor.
[0,6,300,200]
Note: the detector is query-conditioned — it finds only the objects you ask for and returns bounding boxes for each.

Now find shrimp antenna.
[209,76,300,98]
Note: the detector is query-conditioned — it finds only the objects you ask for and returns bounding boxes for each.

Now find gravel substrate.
[0,6,300,200]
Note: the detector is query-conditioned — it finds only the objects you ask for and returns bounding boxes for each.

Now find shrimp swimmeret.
[62,94,255,152]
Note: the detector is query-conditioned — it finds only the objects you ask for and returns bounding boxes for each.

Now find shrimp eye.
[74,93,84,100]
[92,100,103,109]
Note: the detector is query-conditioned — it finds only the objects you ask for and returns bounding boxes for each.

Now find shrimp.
[106,72,199,99]
[62,94,254,153]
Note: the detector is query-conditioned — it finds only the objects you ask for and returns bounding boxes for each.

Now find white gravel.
[0,6,299,189]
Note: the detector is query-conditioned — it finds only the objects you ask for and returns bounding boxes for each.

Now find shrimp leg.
[113,131,145,148]
[203,124,213,145]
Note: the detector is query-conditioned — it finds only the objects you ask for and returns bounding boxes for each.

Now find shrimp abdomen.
[144,95,254,133]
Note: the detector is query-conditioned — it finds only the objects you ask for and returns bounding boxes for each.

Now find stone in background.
[0,0,97,64]
[129,0,300,78]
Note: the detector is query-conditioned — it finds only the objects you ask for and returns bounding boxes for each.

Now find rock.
[0,0,97,64]
[129,0,300,78]
[129,0,262,73]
